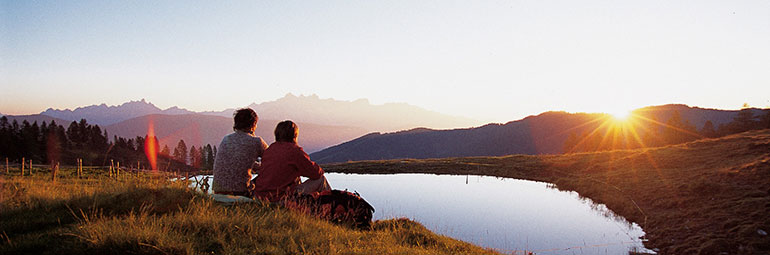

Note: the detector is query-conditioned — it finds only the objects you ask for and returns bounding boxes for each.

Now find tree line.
[564,108,770,153]
[0,116,215,170]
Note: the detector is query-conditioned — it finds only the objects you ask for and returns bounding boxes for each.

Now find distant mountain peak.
[40,99,193,126]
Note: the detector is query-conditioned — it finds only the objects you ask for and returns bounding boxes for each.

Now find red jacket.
[252,141,324,201]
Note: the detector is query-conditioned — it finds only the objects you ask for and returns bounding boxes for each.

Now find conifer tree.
[161,145,170,156]
[174,140,188,164]
[732,108,757,134]
[190,146,199,168]
[700,120,717,138]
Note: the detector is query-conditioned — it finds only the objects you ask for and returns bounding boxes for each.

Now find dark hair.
[274,120,298,143]
[233,108,258,132]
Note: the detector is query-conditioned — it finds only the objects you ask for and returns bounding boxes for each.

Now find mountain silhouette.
[39,95,478,133]
[103,114,367,153]
[310,104,769,163]
[205,93,480,132]
[41,99,195,126]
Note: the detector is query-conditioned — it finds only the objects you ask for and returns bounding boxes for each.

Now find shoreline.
[321,129,770,254]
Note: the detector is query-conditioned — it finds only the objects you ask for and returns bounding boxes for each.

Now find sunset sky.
[2,1,769,123]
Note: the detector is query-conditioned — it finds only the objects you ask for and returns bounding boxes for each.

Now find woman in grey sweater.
[212,108,268,196]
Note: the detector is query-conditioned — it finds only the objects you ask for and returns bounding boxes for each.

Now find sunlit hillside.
[323,129,770,254]
[312,105,770,163]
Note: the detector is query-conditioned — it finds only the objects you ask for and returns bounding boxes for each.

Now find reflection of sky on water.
[197,173,654,254]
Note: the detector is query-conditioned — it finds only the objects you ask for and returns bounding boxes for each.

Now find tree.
[199,147,206,169]
[45,120,63,164]
[212,146,217,164]
[204,144,214,169]
[0,117,12,158]
[173,140,188,164]
[662,111,698,145]
[161,145,170,156]
[20,120,42,161]
[189,146,199,168]
[700,120,717,138]
[732,108,758,133]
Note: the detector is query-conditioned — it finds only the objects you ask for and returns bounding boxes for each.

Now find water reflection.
[193,173,654,254]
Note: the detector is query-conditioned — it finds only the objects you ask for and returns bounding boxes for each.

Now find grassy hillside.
[0,171,495,255]
[324,129,770,254]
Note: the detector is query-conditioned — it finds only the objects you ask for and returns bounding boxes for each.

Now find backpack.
[295,190,375,230]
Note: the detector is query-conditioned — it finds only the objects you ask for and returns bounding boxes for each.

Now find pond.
[194,173,654,254]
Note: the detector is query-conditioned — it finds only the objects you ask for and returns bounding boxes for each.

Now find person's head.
[274,120,298,143]
[233,108,258,134]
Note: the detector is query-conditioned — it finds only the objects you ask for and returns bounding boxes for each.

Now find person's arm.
[256,137,268,159]
[293,146,324,180]
[251,138,269,175]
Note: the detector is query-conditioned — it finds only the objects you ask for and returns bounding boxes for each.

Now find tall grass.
[1,169,496,255]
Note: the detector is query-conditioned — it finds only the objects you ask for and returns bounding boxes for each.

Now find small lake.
[194,173,653,254]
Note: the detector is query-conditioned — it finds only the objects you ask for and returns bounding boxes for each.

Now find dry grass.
[324,129,770,254]
[0,171,496,255]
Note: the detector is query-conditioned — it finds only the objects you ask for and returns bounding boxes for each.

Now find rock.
[758,229,768,236]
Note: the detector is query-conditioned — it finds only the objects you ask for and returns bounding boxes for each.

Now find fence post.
[5,157,8,174]
[21,157,25,176]
[116,162,120,178]
[51,161,58,183]
[78,158,83,178]
[30,159,33,174]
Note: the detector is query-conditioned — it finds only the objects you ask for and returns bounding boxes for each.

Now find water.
[193,173,654,254]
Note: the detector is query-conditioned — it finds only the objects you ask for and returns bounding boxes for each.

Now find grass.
[0,169,497,255]
[5,130,769,254]
[324,129,770,254]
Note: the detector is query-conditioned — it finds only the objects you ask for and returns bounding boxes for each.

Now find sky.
[2,0,769,123]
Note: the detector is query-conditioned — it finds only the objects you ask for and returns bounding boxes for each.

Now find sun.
[608,108,633,121]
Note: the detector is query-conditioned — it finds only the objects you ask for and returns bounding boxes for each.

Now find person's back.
[212,108,268,196]
[252,120,330,202]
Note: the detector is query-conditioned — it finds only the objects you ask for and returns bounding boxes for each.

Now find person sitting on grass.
[212,108,268,197]
[251,120,331,202]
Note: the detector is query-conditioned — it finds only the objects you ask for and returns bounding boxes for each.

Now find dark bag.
[296,190,375,229]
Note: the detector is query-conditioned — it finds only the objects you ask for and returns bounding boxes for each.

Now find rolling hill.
[310,104,770,163]
[321,129,770,254]
[103,114,367,153]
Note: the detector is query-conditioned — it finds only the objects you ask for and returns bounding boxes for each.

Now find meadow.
[0,168,495,254]
[324,129,770,254]
[2,129,769,254]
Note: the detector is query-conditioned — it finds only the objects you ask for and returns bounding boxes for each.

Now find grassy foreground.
[324,129,770,254]
[0,172,496,254]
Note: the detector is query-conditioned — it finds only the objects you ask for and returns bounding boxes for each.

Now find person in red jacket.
[251,120,331,202]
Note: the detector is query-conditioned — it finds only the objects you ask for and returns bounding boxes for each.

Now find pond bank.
[322,129,770,254]
[0,173,497,255]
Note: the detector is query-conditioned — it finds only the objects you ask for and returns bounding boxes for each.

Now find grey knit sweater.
[212,130,268,193]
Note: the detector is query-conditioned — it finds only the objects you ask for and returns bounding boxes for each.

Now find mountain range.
[6,94,478,153]
[203,94,479,132]
[309,105,769,163]
[103,114,366,153]
[7,97,767,159]
[39,94,480,131]
[41,99,195,126]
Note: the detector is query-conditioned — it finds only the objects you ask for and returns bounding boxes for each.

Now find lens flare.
[144,119,158,170]
[609,109,632,121]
